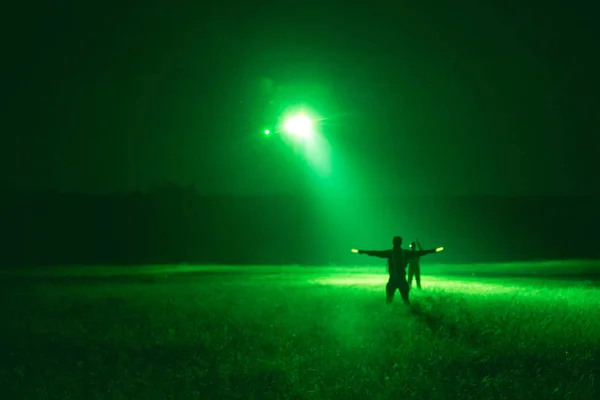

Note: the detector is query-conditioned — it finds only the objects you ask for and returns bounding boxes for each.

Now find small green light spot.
[351,249,358,253]
[264,129,271,135]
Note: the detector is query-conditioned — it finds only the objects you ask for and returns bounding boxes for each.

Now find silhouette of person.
[355,236,438,305]
[408,239,423,289]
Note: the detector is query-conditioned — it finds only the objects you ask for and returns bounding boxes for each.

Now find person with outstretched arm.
[352,236,440,305]
[408,239,423,289]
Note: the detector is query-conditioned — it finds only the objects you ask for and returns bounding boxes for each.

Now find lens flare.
[283,114,312,137]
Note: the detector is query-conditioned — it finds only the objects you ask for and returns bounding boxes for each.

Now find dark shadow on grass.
[409,302,492,347]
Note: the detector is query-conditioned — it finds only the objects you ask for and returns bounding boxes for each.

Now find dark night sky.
[1,1,598,196]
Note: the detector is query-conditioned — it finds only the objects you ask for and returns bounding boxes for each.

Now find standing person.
[408,239,423,289]
[354,236,439,305]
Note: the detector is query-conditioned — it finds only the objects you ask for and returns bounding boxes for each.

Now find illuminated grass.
[2,259,598,278]
[0,265,598,399]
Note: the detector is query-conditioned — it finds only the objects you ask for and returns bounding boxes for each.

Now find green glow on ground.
[309,273,386,287]
[308,274,520,295]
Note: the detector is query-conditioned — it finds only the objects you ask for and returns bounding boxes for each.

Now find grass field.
[1,262,599,399]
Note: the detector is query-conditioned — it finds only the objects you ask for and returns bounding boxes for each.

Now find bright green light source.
[436,247,444,252]
[283,114,312,136]
[351,249,358,253]
[264,129,271,135]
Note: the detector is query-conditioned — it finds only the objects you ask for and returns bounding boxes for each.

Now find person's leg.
[385,279,396,304]
[407,265,414,287]
[398,279,410,305]
[415,266,421,289]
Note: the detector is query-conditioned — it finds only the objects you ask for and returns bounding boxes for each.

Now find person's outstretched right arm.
[416,248,437,256]
[357,249,392,258]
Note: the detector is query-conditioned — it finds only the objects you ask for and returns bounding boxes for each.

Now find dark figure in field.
[408,239,423,289]
[355,236,438,305]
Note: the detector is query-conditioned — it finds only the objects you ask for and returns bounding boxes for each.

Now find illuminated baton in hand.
[436,247,444,252]
[351,249,359,253]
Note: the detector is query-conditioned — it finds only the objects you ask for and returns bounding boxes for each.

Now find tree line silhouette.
[1,183,598,267]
